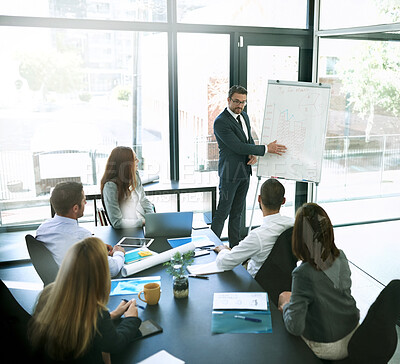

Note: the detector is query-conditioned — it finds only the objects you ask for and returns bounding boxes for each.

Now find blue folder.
[211,310,272,334]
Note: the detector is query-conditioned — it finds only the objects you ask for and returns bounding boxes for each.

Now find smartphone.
[134,319,163,340]
[116,237,154,248]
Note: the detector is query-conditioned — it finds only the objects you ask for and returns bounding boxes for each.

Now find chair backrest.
[255,226,297,307]
[0,279,32,358]
[25,234,59,286]
[96,207,109,226]
[345,279,400,364]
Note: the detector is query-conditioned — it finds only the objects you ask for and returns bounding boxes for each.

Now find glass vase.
[173,275,189,299]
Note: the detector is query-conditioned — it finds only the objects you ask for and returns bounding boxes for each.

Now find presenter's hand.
[278,291,292,312]
[247,155,258,165]
[267,140,287,156]
[214,245,231,253]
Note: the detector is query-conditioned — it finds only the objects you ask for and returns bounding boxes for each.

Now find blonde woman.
[101,146,154,228]
[28,237,141,363]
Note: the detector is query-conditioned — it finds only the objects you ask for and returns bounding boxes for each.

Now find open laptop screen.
[144,212,193,238]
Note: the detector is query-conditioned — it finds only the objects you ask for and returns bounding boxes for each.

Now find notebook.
[144,212,193,238]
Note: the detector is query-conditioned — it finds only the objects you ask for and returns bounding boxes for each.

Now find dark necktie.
[237,115,243,130]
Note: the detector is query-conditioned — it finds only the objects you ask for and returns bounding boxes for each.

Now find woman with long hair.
[278,203,360,360]
[101,146,154,228]
[29,237,141,363]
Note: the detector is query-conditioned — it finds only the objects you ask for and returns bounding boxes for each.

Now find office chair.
[339,279,400,364]
[25,235,59,286]
[0,279,32,359]
[255,227,297,307]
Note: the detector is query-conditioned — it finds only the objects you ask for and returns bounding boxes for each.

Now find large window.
[317,38,400,224]
[320,0,400,29]
[177,0,308,29]
[0,0,313,228]
[177,33,229,182]
[0,26,168,226]
[0,0,168,21]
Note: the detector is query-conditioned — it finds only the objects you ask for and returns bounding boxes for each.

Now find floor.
[1,220,399,362]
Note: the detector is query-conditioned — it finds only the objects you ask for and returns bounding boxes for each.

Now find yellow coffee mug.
[138,282,161,305]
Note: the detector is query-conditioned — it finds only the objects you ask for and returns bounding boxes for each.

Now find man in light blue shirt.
[36,181,124,277]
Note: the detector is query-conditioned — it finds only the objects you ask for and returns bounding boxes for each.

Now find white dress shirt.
[215,213,294,278]
[226,107,249,141]
[36,214,124,277]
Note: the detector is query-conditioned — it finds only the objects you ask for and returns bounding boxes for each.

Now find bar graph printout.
[257,80,331,183]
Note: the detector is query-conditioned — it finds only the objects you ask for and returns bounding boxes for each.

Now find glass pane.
[177,32,229,182]
[317,38,400,224]
[0,27,168,226]
[320,0,399,29]
[0,0,167,22]
[246,46,299,227]
[177,0,307,29]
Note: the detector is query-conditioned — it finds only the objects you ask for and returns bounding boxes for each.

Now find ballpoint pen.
[122,298,145,309]
[188,274,209,280]
[234,315,262,323]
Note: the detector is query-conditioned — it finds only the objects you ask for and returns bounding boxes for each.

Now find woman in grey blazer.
[101,146,154,228]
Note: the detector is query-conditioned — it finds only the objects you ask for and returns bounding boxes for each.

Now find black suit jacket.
[214,108,265,181]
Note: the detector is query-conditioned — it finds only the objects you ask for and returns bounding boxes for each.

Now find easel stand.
[248,176,262,235]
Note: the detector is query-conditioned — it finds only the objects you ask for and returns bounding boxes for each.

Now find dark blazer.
[214,108,265,180]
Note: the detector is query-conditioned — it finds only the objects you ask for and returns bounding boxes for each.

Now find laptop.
[144,212,193,238]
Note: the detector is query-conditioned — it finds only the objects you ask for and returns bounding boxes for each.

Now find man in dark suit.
[211,85,286,247]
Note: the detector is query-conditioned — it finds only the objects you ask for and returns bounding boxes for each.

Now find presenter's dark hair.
[50,181,84,215]
[260,178,285,210]
[292,203,340,271]
[228,85,248,99]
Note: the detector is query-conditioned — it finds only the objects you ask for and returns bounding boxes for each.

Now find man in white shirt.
[36,181,125,277]
[214,178,294,278]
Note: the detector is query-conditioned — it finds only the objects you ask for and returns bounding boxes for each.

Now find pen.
[122,298,145,309]
[188,274,209,280]
[234,315,262,323]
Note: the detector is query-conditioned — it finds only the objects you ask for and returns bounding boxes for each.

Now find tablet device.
[134,319,163,340]
[116,237,154,248]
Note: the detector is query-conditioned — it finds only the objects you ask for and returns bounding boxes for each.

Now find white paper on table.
[212,292,268,311]
[137,350,185,364]
[120,242,196,277]
[187,261,224,275]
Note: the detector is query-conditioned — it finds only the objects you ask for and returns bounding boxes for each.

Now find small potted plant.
[164,251,194,299]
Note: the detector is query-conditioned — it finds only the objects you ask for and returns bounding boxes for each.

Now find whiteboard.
[256,80,331,183]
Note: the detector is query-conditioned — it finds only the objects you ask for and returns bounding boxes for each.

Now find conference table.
[92,225,323,364]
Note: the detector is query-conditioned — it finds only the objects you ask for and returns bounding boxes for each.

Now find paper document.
[167,235,215,248]
[137,350,185,364]
[187,261,224,275]
[110,276,161,296]
[213,292,268,311]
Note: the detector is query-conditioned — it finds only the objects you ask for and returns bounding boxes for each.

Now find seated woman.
[28,237,142,363]
[278,203,360,361]
[101,146,154,228]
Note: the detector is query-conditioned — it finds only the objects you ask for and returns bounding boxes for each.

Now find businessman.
[36,181,125,277]
[214,178,294,277]
[211,85,286,247]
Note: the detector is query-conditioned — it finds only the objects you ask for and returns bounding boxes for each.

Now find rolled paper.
[121,242,196,277]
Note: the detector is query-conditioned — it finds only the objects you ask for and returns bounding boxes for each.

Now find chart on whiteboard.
[257,81,331,183]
